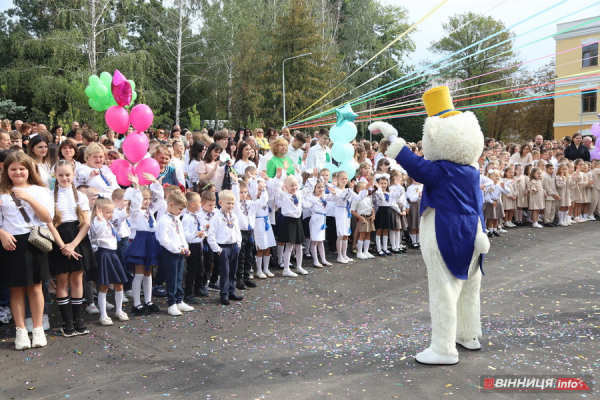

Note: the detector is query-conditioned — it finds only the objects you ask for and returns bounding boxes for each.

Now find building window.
[582,90,597,113]
[582,42,598,67]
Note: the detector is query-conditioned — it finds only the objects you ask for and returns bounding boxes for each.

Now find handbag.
[221,163,234,190]
[11,193,55,252]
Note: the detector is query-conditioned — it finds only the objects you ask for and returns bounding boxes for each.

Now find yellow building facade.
[554,17,599,139]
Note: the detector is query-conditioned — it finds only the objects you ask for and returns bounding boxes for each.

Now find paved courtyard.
[0,223,597,399]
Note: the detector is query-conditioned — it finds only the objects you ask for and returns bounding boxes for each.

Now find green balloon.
[88,75,101,86]
[88,98,103,112]
[128,80,135,91]
[95,84,108,97]
[129,91,137,106]
[85,85,96,99]
[109,97,118,106]
[100,71,112,87]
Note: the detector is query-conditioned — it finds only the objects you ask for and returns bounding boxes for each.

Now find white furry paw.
[368,121,397,139]
[385,138,406,159]
[456,338,481,351]
[415,347,459,365]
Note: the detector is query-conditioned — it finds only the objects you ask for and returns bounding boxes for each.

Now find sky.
[384,0,600,71]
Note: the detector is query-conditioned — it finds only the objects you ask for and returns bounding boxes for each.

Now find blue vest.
[396,146,485,280]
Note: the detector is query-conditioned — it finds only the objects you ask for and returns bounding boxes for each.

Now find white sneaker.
[295,267,308,275]
[257,272,268,279]
[364,252,375,259]
[588,215,596,221]
[344,257,354,263]
[31,327,47,348]
[498,228,507,234]
[356,253,367,260]
[558,222,568,227]
[86,304,100,315]
[106,302,115,310]
[264,270,275,278]
[532,222,543,228]
[282,270,298,277]
[168,304,183,316]
[321,260,332,266]
[42,314,50,331]
[124,290,133,298]
[100,316,113,326]
[336,258,348,264]
[122,296,129,303]
[115,311,129,321]
[177,302,194,312]
[504,222,515,227]
[25,317,33,333]
[15,327,31,350]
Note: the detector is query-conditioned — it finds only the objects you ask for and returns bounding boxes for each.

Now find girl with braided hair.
[47,160,96,337]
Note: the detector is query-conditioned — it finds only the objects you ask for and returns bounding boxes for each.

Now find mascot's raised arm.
[369,86,490,365]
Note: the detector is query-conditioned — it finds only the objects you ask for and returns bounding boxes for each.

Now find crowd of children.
[0,121,597,351]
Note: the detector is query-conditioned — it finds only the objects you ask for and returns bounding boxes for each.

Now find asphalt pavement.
[0,222,598,399]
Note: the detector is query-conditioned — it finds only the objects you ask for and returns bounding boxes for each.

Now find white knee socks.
[283,245,293,273]
[304,239,311,255]
[98,292,107,319]
[132,274,143,307]
[115,290,123,312]
[376,235,382,252]
[311,241,319,263]
[294,244,303,268]
[317,241,327,263]
[341,240,349,259]
[356,240,364,255]
[142,275,152,305]
[363,239,371,254]
[262,255,271,273]
[278,244,285,265]
[255,256,263,275]
[382,235,389,252]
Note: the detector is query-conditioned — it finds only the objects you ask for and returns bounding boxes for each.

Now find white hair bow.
[374,173,390,181]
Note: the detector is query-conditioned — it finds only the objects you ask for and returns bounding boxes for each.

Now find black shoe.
[377,250,386,256]
[551,223,558,227]
[487,231,493,238]
[543,223,554,227]
[391,249,402,254]
[220,297,230,305]
[244,279,257,288]
[412,243,420,249]
[131,304,151,316]
[73,319,89,335]
[145,302,160,313]
[61,322,77,338]
[228,293,244,301]
[304,253,312,259]
[184,295,199,304]
[152,285,167,298]
[207,282,220,292]
[383,250,392,255]
[236,281,246,290]
[399,246,407,253]
[194,286,209,297]
[493,231,501,237]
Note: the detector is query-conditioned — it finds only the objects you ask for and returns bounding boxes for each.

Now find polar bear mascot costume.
[369,86,490,365]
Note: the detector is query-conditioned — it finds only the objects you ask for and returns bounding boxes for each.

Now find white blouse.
[233,159,257,177]
[156,212,188,254]
[75,164,120,197]
[55,185,90,223]
[275,191,304,219]
[0,185,54,235]
[91,216,118,250]
[124,183,164,238]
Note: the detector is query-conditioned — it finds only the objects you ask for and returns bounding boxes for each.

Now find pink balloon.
[122,132,149,163]
[130,104,154,132]
[111,69,132,107]
[590,149,600,161]
[105,106,130,134]
[110,159,134,186]
[135,157,160,185]
[591,122,600,138]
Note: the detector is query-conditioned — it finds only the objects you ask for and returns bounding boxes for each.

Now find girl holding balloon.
[75,143,120,197]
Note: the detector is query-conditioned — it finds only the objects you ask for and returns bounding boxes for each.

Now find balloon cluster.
[86,71,138,112]
[590,118,600,160]
[86,70,159,186]
[326,104,359,179]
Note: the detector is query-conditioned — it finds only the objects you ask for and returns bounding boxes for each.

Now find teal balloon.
[88,98,103,112]
[128,80,136,91]
[330,121,357,144]
[335,103,359,125]
[322,162,338,180]
[88,75,101,86]
[85,85,96,99]
[331,143,354,163]
[95,83,108,97]
[338,161,357,180]
[100,71,112,87]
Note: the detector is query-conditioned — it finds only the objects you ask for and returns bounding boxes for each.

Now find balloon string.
[287,0,449,124]
[287,3,600,127]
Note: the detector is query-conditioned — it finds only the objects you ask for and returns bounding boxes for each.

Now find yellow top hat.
[422,86,461,118]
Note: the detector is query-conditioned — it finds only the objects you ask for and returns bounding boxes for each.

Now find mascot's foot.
[456,338,481,351]
[415,348,459,365]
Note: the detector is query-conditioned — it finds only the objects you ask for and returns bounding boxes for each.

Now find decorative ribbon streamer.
[257,215,270,231]
[288,0,449,123]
